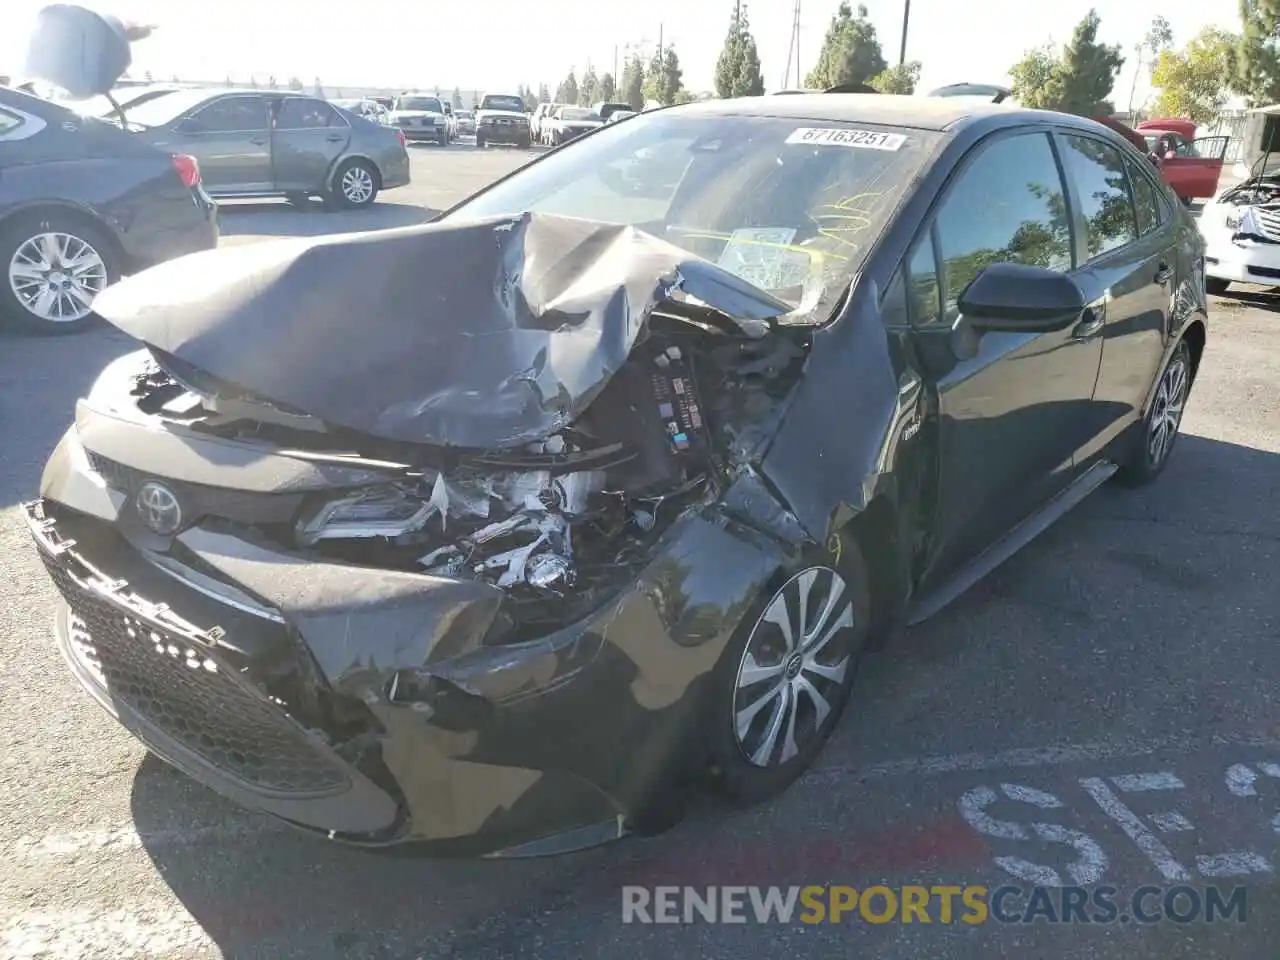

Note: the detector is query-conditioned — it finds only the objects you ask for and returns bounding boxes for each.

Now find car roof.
[663,93,1061,132]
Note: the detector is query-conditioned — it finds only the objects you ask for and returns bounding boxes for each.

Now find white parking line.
[2,906,213,959]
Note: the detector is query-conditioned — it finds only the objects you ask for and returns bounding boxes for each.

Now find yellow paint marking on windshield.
[810,192,883,251]
[673,232,849,263]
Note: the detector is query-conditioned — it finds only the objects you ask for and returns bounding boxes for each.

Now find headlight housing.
[297,486,436,546]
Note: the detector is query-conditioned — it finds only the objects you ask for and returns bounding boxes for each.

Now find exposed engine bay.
[126,318,807,636]
[1217,178,1280,243]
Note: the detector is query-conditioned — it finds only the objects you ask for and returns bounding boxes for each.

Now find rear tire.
[1116,338,1192,487]
[1205,276,1229,296]
[327,158,379,210]
[708,539,871,805]
[0,211,119,336]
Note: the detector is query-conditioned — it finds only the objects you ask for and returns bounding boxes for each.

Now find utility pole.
[899,0,910,65]
[782,0,801,89]
[614,45,618,82]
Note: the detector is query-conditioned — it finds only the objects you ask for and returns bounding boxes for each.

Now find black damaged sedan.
[26,94,1208,856]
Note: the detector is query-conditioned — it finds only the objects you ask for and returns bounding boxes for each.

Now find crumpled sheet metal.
[94,212,792,449]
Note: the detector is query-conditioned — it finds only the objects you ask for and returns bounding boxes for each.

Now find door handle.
[1154,262,1174,285]
[1072,301,1107,340]
[249,136,267,145]
[326,133,343,142]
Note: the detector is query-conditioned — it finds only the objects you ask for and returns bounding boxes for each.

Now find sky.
[0,0,1245,109]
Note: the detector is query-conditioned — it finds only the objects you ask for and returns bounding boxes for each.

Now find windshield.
[398,97,442,113]
[481,95,525,112]
[122,88,220,127]
[447,112,939,325]
[561,107,596,121]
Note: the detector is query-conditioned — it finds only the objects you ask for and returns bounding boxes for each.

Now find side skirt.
[906,460,1118,626]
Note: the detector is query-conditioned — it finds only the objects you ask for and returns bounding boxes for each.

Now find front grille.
[1253,207,1280,242]
[27,502,349,797]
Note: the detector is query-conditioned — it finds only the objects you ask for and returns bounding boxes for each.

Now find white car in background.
[332,97,389,125]
[543,105,602,146]
[388,94,449,145]
[1198,103,1280,296]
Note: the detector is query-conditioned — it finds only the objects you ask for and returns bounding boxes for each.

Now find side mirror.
[958,262,1084,333]
[176,116,204,134]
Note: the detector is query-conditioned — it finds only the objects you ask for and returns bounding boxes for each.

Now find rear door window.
[277,98,343,129]
[1058,135,1138,261]
[1128,161,1167,236]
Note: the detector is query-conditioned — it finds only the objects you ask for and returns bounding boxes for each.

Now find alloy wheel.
[732,566,857,768]
[8,231,108,324]
[1148,352,1188,467]
[341,165,375,205]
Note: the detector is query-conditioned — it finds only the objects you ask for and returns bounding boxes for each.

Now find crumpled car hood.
[92,212,792,449]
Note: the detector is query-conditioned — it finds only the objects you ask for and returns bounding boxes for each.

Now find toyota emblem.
[135,481,183,535]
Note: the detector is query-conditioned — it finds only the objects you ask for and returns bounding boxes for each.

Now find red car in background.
[1079,116,1228,204]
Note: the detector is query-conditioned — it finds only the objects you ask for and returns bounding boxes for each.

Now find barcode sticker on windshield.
[786,127,906,150]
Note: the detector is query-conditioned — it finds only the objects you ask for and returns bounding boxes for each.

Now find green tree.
[1152,27,1239,123]
[537,82,551,103]
[1009,9,1123,115]
[452,86,463,109]
[870,60,921,94]
[599,72,616,102]
[312,77,324,97]
[1142,15,1174,75]
[715,1,766,98]
[580,65,599,105]
[1239,0,1280,105]
[643,46,685,105]
[522,85,537,111]
[621,55,645,109]
[555,70,579,105]
[804,2,888,89]
[1009,43,1056,103]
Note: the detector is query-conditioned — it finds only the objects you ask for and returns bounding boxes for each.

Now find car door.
[1160,134,1229,199]
[163,94,271,194]
[1066,136,1179,462]
[906,129,1104,577]
[270,97,352,192]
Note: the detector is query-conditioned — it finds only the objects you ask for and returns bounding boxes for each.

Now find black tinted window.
[277,98,341,129]
[1059,135,1137,260]
[907,236,942,326]
[189,96,267,132]
[935,132,1073,317]
[1129,162,1164,236]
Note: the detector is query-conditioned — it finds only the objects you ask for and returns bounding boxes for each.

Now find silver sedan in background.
[120,88,411,209]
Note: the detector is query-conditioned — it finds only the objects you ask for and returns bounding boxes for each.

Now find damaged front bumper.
[27,433,787,855]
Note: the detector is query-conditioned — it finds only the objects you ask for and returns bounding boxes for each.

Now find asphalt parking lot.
[2,144,1279,958]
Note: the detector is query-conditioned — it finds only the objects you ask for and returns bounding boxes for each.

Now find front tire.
[328,158,379,210]
[1205,276,1229,296]
[1116,338,1192,487]
[708,542,871,805]
[0,212,118,335]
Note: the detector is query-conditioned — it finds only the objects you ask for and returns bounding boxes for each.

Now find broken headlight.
[297,486,435,546]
